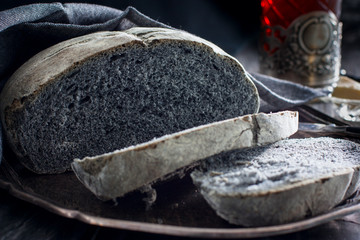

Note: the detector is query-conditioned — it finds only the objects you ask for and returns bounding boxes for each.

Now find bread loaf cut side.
[0,27,260,174]
[191,137,360,227]
[71,111,298,201]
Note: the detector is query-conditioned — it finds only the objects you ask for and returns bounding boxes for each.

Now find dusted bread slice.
[0,27,260,174]
[191,137,360,227]
[72,111,298,201]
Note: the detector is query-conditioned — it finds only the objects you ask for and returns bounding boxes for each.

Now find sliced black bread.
[0,27,260,174]
[71,111,298,201]
[191,137,360,227]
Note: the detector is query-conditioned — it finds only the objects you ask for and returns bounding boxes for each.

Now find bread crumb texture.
[0,28,259,174]
[191,137,360,226]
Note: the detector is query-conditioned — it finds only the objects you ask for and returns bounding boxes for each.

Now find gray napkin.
[0,3,171,87]
[0,3,327,163]
[249,72,328,112]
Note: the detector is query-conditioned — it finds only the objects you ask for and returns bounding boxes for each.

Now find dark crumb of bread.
[8,40,258,174]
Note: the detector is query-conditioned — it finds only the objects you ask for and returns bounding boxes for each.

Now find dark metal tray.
[1,107,360,239]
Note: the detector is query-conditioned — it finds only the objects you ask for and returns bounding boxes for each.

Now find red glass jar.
[259,0,343,88]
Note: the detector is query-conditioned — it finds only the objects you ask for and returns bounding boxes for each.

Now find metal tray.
[1,108,360,239]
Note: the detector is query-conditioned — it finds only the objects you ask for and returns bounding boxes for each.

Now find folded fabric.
[249,72,328,112]
[0,3,171,89]
[0,3,327,163]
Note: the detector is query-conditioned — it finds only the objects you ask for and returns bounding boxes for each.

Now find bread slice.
[191,137,360,227]
[71,111,298,201]
[332,76,360,100]
[0,27,260,174]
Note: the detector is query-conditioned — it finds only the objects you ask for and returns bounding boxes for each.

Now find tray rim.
[1,177,360,239]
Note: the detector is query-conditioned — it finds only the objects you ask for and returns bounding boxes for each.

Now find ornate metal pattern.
[260,11,342,88]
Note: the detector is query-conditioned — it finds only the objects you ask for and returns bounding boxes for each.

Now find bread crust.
[0,32,140,116]
[72,111,298,200]
[0,27,259,126]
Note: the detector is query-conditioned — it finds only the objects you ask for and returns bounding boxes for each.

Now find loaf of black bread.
[191,137,360,227]
[0,27,260,174]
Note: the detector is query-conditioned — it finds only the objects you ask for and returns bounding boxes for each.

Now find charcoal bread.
[0,27,260,174]
[71,111,298,201]
[191,137,360,227]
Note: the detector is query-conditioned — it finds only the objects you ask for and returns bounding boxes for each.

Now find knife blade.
[298,122,360,137]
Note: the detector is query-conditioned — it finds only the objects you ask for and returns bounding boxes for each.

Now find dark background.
[1,0,360,75]
[0,0,262,57]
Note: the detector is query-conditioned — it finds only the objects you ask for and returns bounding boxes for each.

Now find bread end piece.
[198,170,353,227]
[191,137,360,227]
